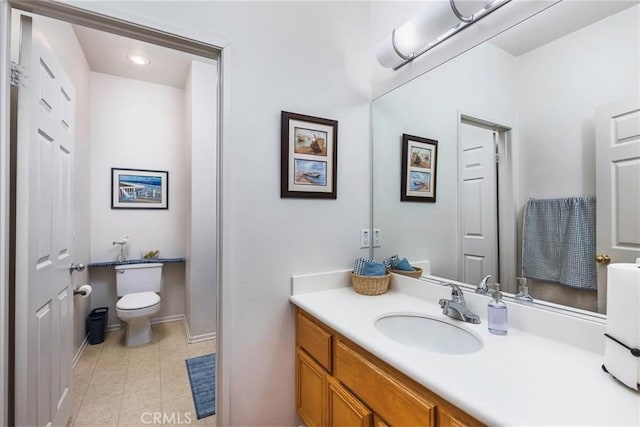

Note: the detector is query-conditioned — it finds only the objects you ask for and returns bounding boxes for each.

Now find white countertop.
[290,273,640,426]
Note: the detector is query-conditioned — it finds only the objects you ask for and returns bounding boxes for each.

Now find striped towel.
[522,197,596,290]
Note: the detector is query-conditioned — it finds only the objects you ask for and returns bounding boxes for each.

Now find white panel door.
[14,15,75,427]
[459,122,498,285]
[595,99,640,313]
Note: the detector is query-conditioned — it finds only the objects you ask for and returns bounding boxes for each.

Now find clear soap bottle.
[515,277,534,302]
[488,284,508,335]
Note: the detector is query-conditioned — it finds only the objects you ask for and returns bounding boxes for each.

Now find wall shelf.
[87,258,186,268]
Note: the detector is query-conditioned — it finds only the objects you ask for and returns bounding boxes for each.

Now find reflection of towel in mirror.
[522,197,596,290]
[394,258,415,271]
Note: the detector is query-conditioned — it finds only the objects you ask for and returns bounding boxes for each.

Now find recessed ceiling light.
[127,54,150,65]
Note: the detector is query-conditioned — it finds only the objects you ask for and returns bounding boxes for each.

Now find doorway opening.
[457,113,516,293]
[3,2,223,426]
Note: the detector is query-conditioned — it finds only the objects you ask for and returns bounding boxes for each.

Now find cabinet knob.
[595,254,611,265]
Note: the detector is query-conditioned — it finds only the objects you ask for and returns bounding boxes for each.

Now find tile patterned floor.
[71,321,216,427]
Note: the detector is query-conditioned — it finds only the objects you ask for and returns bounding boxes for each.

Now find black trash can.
[87,307,108,345]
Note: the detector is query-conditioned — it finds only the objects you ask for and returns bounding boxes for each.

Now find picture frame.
[111,168,169,209]
[281,111,338,199]
[401,134,438,202]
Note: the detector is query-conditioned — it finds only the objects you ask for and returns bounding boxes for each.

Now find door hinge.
[10,61,28,88]
[496,153,501,164]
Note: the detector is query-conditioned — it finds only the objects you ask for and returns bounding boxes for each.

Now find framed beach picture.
[111,168,169,209]
[281,111,338,199]
[401,134,438,202]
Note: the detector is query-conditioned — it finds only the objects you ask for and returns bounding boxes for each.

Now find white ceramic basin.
[374,313,483,354]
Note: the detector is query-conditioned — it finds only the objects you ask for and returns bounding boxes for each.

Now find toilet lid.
[117,292,160,310]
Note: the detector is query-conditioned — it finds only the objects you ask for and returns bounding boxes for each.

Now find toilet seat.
[116,291,160,310]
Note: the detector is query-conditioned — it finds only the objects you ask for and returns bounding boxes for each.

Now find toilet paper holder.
[73,284,92,296]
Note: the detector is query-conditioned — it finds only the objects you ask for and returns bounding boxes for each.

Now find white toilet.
[115,263,163,346]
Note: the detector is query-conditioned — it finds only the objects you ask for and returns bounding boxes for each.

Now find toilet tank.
[115,263,163,296]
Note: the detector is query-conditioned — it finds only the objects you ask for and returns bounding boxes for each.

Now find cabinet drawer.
[297,310,332,372]
[335,339,435,426]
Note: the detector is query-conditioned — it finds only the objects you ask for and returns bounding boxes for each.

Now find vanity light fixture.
[376,0,511,70]
[127,53,151,65]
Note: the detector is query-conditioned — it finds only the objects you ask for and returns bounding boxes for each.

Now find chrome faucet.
[476,274,495,295]
[113,240,127,262]
[439,283,481,324]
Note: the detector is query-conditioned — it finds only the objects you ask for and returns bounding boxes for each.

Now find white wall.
[68,2,373,425]
[184,60,217,340]
[88,72,187,326]
[10,12,93,357]
[516,5,640,204]
[89,72,187,260]
[373,42,517,280]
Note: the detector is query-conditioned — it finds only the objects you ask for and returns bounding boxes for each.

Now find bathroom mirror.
[372,0,640,314]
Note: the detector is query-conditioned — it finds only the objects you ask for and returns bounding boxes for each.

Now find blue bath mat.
[185,353,216,419]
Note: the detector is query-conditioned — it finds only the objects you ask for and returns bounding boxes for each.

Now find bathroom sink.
[374,314,483,354]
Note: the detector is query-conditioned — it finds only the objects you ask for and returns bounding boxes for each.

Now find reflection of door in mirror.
[459,122,499,286]
[458,116,516,293]
[595,99,640,314]
[372,2,640,314]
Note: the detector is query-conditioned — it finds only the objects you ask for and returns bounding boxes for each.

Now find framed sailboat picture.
[111,168,169,209]
[401,134,437,202]
[281,111,338,199]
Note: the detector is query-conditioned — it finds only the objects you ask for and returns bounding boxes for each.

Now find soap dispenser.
[488,284,508,335]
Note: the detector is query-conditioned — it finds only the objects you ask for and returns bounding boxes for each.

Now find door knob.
[595,254,611,265]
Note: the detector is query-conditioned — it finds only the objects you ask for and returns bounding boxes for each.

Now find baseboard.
[188,331,216,344]
[182,317,216,344]
[107,323,122,332]
[151,314,185,325]
[106,314,186,332]
[104,315,215,344]
[72,335,89,369]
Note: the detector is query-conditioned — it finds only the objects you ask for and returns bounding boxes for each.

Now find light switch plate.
[373,229,381,248]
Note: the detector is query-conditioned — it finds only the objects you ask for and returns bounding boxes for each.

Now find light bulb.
[127,54,150,65]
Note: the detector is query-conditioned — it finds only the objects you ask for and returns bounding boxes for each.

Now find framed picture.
[401,134,438,202]
[281,111,338,199]
[111,168,169,209]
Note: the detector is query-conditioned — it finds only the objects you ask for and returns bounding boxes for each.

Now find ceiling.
[72,0,636,85]
[72,24,215,88]
[490,0,639,56]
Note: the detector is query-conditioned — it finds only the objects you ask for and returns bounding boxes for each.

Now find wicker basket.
[351,272,391,296]
[390,266,423,279]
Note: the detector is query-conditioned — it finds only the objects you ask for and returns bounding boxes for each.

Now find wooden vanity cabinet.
[295,308,484,427]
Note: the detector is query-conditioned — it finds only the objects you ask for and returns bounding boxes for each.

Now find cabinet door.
[296,348,327,427]
[327,376,372,427]
[439,407,476,427]
[373,414,390,427]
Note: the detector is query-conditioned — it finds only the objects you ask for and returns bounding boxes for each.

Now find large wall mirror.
[372,0,640,315]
